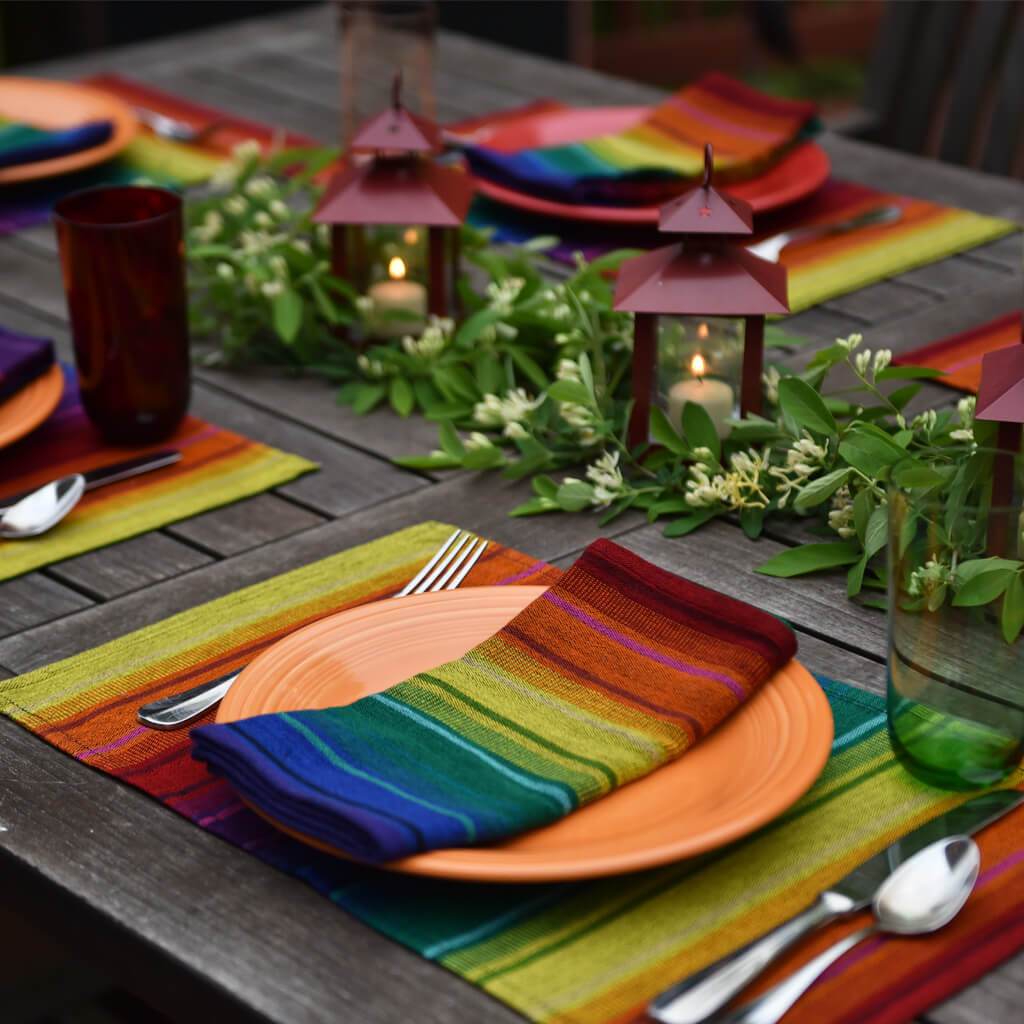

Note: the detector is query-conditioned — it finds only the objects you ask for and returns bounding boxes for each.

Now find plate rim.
[219,585,834,882]
[0,76,139,185]
[0,362,64,449]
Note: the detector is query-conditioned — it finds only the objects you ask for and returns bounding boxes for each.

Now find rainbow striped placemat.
[894,311,1023,393]
[0,74,314,236]
[3,520,1022,1024]
[0,365,316,580]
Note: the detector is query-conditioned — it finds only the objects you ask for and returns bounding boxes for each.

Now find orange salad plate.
[217,586,833,882]
[464,105,830,221]
[0,363,63,449]
[0,77,138,184]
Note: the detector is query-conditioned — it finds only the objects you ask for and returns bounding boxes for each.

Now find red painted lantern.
[975,316,1024,511]
[313,74,472,342]
[613,144,789,447]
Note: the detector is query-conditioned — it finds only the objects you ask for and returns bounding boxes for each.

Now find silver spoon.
[0,449,180,540]
[718,835,980,1024]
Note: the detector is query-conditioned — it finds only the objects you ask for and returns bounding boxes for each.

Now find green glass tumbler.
[887,488,1024,789]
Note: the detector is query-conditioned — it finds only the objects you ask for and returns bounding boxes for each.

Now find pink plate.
[464,105,830,222]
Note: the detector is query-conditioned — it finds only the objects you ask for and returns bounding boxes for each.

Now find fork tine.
[430,535,479,591]
[413,532,472,594]
[446,539,487,590]
[393,529,462,598]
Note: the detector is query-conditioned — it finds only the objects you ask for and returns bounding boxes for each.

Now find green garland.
[186,146,1024,640]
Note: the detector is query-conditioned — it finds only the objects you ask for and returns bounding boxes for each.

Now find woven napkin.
[0,325,54,402]
[192,538,796,862]
[461,72,817,207]
[0,119,113,170]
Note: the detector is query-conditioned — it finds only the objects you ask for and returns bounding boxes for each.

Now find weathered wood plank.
[47,532,214,601]
[166,493,326,557]
[821,279,935,326]
[0,573,92,639]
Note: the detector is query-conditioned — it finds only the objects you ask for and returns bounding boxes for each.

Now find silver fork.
[747,204,902,262]
[134,107,227,145]
[136,530,488,730]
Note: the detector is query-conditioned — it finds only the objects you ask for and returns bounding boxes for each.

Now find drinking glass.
[887,487,1024,789]
[54,186,190,444]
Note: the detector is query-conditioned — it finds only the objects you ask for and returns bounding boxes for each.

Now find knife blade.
[0,449,181,510]
[649,789,1023,1024]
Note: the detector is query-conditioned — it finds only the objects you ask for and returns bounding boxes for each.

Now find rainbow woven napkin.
[3,521,1024,1024]
[191,539,796,862]
[0,363,316,581]
[894,311,1023,393]
[0,119,113,170]
[462,74,817,207]
[0,325,54,402]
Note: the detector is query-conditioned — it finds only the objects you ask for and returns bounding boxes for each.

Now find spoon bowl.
[0,473,85,538]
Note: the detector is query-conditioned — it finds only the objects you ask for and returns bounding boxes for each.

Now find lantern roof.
[349,73,441,155]
[613,240,789,316]
[976,324,1024,424]
[313,156,473,227]
[658,143,753,236]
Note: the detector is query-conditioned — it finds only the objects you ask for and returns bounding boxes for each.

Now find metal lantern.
[613,144,789,447]
[313,74,472,341]
[975,318,1024,510]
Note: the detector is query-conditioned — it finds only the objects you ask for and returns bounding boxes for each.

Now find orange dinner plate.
[464,105,830,221]
[0,363,63,449]
[0,77,138,185]
[217,586,833,882]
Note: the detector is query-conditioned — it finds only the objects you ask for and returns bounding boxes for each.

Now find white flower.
[355,295,374,314]
[192,210,223,242]
[244,175,276,198]
[253,211,273,228]
[356,354,387,379]
[260,280,284,298]
[912,409,938,433]
[290,238,312,255]
[464,432,494,452]
[556,358,581,382]
[315,223,330,245]
[854,349,872,377]
[472,393,506,428]
[762,366,781,405]
[484,277,525,315]
[957,395,976,422]
[224,195,248,216]
[827,485,856,539]
[209,161,241,189]
[873,349,892,375]
[837,332,863,352]
[950,428,974,443]
[269,254,288,279]
[585,451,623,494]
[503,421,528,440]
[215,262,234,281]
[559,402,593,429]
[269,199,290,220]
[231,139,262,161]
[501,387,541,422]
[401,316,451,359]
[686,447,770,510]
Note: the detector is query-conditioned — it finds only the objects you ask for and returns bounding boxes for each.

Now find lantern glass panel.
[364,225,429,338]
[656,315,743,437]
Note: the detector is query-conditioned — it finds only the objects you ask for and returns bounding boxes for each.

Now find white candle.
[368,256,426,338]
[667,354,734,438]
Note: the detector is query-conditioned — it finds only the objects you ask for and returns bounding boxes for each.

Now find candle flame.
[690,353,707,379]
[388,256,407,280]
[403,228,419,245]
[697,322,709,340]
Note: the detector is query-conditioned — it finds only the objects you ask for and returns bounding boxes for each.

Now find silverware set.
[136,528,488,730]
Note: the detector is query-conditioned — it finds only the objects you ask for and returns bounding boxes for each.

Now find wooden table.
[0,5,1021,1023]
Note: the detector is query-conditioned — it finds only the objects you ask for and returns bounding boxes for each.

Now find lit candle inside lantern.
[368,256,427,338]
[667,352,735,438]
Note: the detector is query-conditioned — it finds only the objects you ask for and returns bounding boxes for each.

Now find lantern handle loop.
[702,142,713,189]
[391,70,403,111]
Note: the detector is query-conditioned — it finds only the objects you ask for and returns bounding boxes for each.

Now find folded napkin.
[0,326,55,403]
[192,538,796,862]
[461,73,817,207]
[0,120,113,170]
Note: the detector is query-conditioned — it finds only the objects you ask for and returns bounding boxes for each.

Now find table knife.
[0,449,181,511]
[648,789,1023,1024]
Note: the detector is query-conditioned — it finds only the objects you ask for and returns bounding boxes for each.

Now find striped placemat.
[0,365,316,580]
[2,521,1022,1024]
[894,311,1022,393]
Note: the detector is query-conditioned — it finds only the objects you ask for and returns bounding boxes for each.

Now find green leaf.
[875,365,946,381]
[756,542,861,578]
[462,445,506,470]
[847,553,868,597]
[586,248,643,273]
[412,378,442,413]
[437,420,466,459]
[853,488,875,544]
[599,494,637,526]
[726,416,784,444]
[432,366,479,403]
[388,377,414,417]
[858,595,889,611]
[955,557,1024,586]
[454,307,503,347]
[777,377,837,438]
[532,474,559,499]
[682,401,720,461]
[886,384,922,410]
[793,468,850,512]
[555,480,594,511]
[864,505,888,560]
[1001,573,1024,644]
[952,569,1014,607]
[740,506,765,539]
[509,496,559,517]
[647,496,693,519]
[521,235,559,252]
[891,459,945,490]
[351,382,386,415]
[309,279,342,325]
[839,425,908,477]
[663,509,717,537]
[577,352,595,396]
[649,406,688,455]
[508,348,549,391]
[393,452,463,470]
[547,379,593,406]
[271,289,303,344]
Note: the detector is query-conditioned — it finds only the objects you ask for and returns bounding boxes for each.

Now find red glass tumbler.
[54,186,190,444]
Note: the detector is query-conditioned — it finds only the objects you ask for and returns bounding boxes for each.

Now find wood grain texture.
[0,573,92,639]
